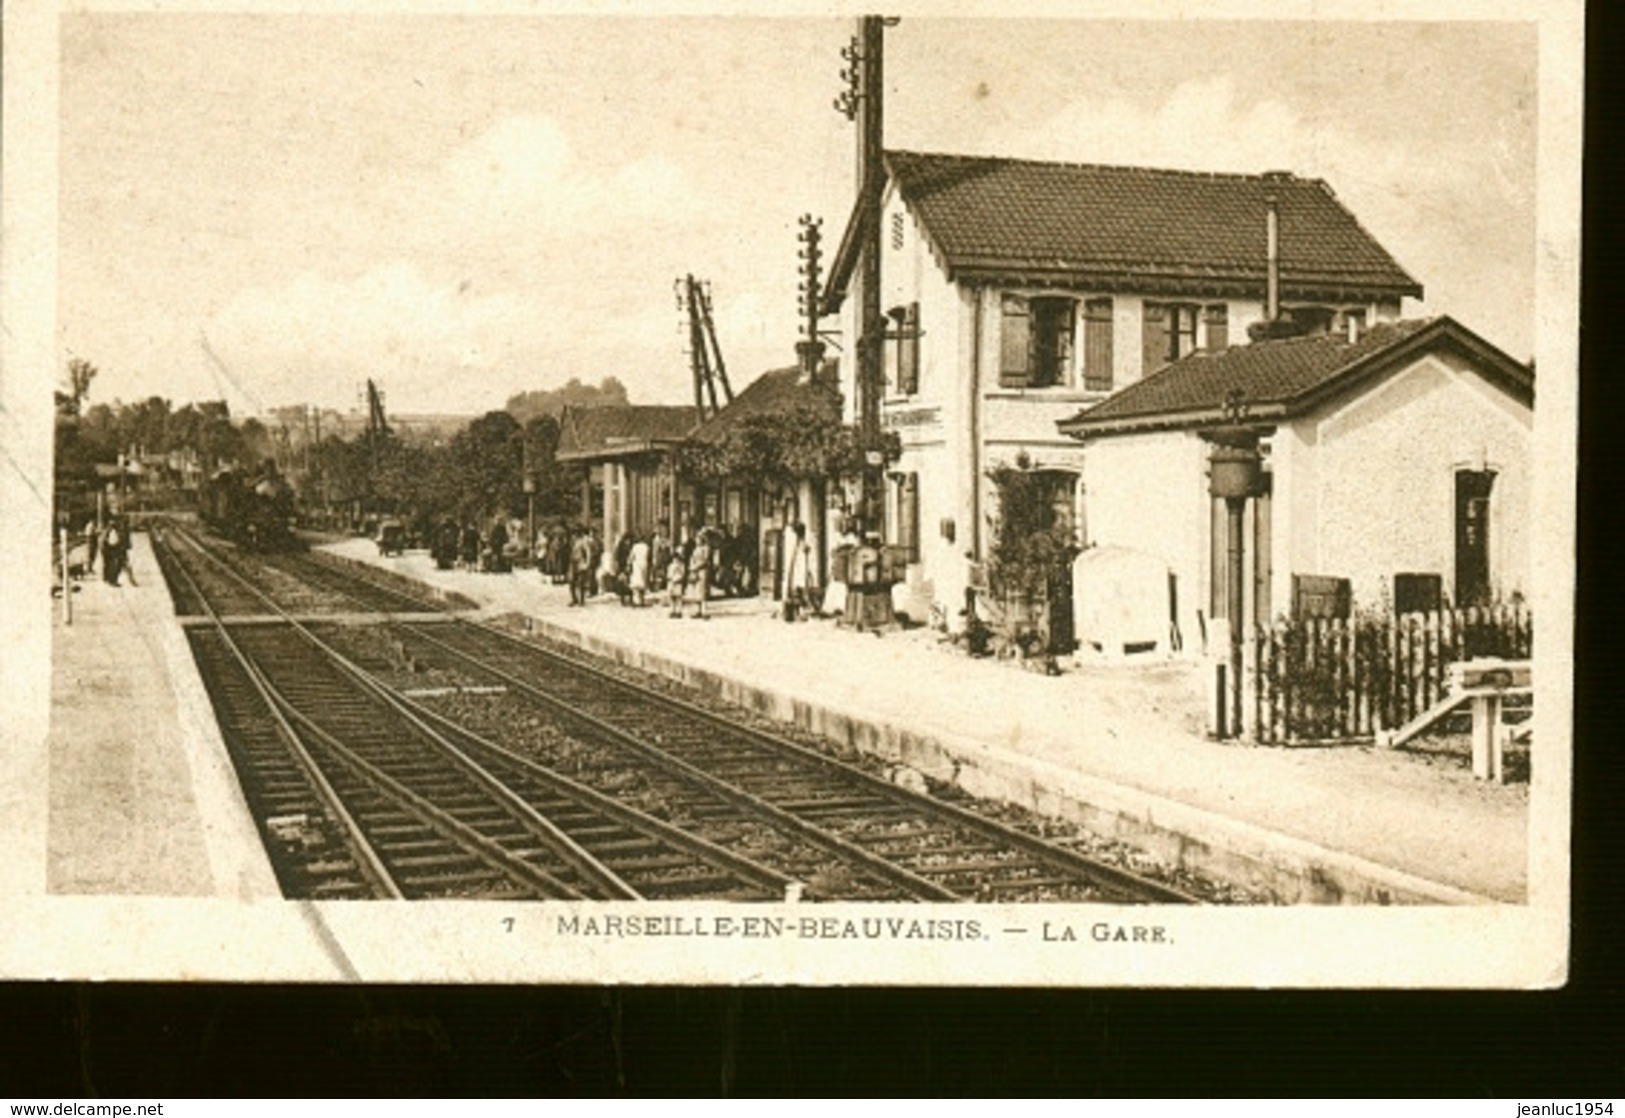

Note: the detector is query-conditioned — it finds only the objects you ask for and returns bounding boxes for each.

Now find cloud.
[207,261,534,411]
[1000,76,1535,356]
[432,113,702,239]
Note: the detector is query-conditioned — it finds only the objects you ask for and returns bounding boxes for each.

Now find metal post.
[1227,496,1247,738]
[527,491,536,562]
[60,527,72,625]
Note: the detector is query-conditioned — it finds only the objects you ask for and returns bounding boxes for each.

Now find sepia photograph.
[0,0,1580,986]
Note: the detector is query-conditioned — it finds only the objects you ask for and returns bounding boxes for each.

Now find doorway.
[1455,469,1495,607]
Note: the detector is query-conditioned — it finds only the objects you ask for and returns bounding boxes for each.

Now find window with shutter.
[1144,302,1199,371]
[1203,304,1229,352]
[1083,297,1113,391]
[1171,304,1198,359]
[1142,302,1170,375]
[898,302,920,396]
[999,295,1031,387]
[1029,297,1075,388]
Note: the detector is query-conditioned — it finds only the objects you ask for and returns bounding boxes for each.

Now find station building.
[555,404,696,544]
[820,150,1424,633]
[556,366,843,601]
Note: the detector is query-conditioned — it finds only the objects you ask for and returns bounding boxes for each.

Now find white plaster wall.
[1080,432,1211,644]
[1285,352,1532,610]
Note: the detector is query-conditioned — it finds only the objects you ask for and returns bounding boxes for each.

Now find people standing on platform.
[665,541,688,619]
[545,523,569,584]
[487,517,509,573]
[713,525,736,597]
[83,517,100,580]
[597,535,619,598]
[628,534,651,608]
[733,522,758,598]
[568,526,593,606]
[612,533,634,601]
[782,521,816,621]
[825,518,860,620]
[436,518,459,570]
[650,526,672,594]
[102,518,128,587]
[460,523,481,571]
[687,528,712,619]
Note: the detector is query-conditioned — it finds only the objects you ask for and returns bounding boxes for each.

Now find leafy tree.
[984,460,1081,659]
[676,397,896,489]
[449,410,524,522]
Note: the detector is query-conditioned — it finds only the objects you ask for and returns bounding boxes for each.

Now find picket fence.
[1250,604,1532,744]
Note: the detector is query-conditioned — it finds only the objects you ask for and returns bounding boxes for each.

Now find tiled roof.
[1058,317,1533,437]
[689,362,840,445]
[556,404,698,461]
[880,151,1422,299]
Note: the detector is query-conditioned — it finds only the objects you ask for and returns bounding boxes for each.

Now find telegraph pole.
[834,15,900,631]
[796,213,825,380]
[857,16,889,537]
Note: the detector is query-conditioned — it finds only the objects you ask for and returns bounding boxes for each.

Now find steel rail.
[170,522,795,901]
[263,692,588,900]
[165,523,644,900]
[397,696,800,899]
[400,622,966,901]
[432,619,1202,905]
[152,525,404,899]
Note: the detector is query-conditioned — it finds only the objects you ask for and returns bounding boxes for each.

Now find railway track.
[158,525,795,901]
[158,521,1200,904]
[381,620,1200,904]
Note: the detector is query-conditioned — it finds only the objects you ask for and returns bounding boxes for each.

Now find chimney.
[1265,194,1280,322]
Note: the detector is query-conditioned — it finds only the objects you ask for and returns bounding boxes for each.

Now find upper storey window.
[1142,302,1200,373]
[1000,294,1075,389]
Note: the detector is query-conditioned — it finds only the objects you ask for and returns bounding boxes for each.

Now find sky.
[57,14,1538,419]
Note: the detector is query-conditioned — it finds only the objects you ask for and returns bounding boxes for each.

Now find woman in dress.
[627,533,651,607]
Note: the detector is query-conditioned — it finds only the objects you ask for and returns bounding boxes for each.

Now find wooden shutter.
[1083,298,1113,391]
[1204,304,1229,352]
[999,295,1031,387]
[1142,302,1170,376]
[899,302,920,396]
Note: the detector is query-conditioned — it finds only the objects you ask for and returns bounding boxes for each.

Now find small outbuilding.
[1057,316,1534,651]
[555,404,698,544]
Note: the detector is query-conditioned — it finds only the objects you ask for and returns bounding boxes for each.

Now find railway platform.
[321,538,1532,905]
[46,532,280,899]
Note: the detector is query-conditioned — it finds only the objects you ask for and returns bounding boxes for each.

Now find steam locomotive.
[199,466,298,551]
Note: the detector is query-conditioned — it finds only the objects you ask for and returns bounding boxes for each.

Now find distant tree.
[521,414,579,518]
[505,376,631,424]
[56,358,98,417]
[449,410,524,522]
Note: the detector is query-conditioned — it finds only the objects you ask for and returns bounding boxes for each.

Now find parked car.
[376,518,405,556]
